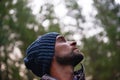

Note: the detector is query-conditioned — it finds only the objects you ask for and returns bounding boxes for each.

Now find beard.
[55,51,84,66]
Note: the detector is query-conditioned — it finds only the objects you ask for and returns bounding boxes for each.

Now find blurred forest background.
[0,0,120,80]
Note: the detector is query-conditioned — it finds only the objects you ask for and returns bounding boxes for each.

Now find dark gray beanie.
[24,32,59,77]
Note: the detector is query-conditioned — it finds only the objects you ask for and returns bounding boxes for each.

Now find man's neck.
[50,59,74,80]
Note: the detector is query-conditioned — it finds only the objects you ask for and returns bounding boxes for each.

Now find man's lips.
[73,48,84,55]
[73,48,80,53]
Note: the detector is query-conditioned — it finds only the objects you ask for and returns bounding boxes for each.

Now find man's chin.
[56,52,84,66]
[71,53,84,66]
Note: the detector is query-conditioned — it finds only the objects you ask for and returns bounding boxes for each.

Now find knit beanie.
[24,32,59,77]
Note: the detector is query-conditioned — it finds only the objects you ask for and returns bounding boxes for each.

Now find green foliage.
[48,23,61,33]
[82,0,120,80]
[0,0,62,79]
[0,0,45,80]
[1,0,120,80]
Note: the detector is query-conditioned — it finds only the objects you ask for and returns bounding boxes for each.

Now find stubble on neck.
[50,57,74,80]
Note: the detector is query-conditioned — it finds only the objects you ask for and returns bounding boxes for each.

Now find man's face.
[54,35,84,66]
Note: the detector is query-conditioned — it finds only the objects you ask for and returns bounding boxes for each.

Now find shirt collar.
[41,74,57,80]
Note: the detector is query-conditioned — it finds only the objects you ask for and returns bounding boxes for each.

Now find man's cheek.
[62,48,72,55]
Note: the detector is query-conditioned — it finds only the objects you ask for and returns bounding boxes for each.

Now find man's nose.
[70,41,77,46]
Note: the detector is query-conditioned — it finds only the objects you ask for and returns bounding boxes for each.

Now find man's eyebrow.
[56,35,64,40]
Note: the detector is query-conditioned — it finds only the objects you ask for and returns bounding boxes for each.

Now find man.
[24,32,85,80]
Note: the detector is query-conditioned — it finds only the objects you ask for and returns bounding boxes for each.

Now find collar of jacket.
[41,64,85,80]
